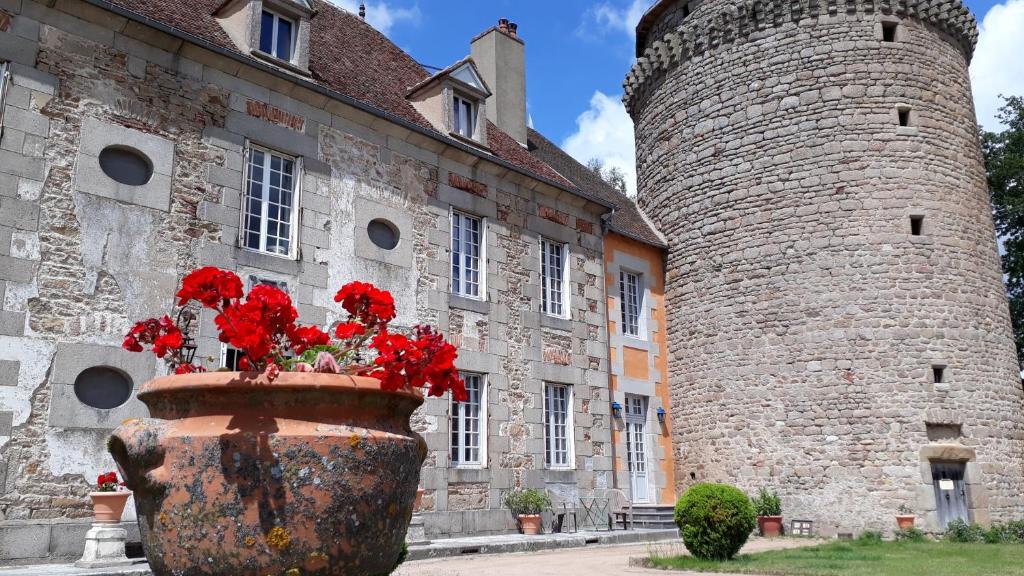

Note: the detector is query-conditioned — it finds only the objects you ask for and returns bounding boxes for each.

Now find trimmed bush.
[858,530,883,543]
[674,483,756,560]
[896,527,927,542]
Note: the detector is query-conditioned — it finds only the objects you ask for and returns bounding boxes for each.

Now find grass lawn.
[648,539,1024,576]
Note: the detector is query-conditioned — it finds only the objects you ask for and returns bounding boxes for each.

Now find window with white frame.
[620,270,643,338]
[451,210,483,299]
[544,382,573,469]
[451,373,485,467]
[259,9,296,62]
[452,94,476,139]
[0,61,10,131]
[541,238,568,318]
[242,145,298,257]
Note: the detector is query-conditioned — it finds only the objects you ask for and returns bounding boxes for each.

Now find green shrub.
[751,488,782,517]
[1003,520,1024,543]
[946,518,987,543]
[857,530,883,543]
[502,488,551,516]
[674,483,756,561]
[896,527,927,542]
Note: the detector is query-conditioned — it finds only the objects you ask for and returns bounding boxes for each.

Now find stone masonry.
[0,0,615,561]
[627,0,1024,534]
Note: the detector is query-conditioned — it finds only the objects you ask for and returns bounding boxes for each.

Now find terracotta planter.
[518,514,542,535]
[896,515,916,530]
[414,488,425,512]
[109,372,426,576]
[89,491,131,523]
[758,515,784,537]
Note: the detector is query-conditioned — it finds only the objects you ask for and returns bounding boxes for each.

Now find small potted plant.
[90,471,131,523]
[503,488,551,535]
[752,488,783,537]
[896,504,915,530]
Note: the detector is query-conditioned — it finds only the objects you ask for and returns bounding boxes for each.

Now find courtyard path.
[395,537,817,576]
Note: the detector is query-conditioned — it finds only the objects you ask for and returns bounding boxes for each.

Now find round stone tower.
[626,0,1024,534]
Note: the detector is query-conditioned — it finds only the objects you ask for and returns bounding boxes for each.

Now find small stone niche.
[882,21,899,42]
[910,215,924,236]
[932,365,946,384]
[926,423,962,441]
[898,106,912,127]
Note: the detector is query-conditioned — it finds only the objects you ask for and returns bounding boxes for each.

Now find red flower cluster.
[96,471,123,492]
[123,316,183,358]
[122,267,466,400]
[368,326,467,401]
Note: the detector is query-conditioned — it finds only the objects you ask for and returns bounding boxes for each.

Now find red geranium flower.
[287,325,331,354]
[176,267,243,307]
[334,281,396,326]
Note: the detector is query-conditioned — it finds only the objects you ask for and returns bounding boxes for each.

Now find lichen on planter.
[109,372,426,576]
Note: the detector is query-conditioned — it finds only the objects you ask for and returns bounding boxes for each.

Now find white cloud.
[584,0,656,38]
[970,0,1024,130]
[326,0,420,36]
[562,91,637,197]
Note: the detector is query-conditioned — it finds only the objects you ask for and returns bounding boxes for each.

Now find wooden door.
[931,461,969,528]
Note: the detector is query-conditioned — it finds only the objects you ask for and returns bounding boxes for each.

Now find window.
[243,145,298,257]
[74,367,133,409]
[367,219,400,250]
[882,21,898,42]
[451,210,483,299]
[898,107,912,127]
[99,146,153,186]
[910,215,924,236]
[541,238,568,317]
[620,270,643,337]
[451,373,485,467]
[0,61,10,131]
[544,383,573,469]
[221,346,246,371]
[452,94,476,139]
[933,365,946,384]
[259,9,295,62]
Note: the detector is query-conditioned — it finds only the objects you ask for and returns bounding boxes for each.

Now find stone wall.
[0,0,612,560]
[629,0,1024,535]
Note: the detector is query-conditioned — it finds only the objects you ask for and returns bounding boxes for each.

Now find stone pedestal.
[74,523,135,569]
[406,515,430,545]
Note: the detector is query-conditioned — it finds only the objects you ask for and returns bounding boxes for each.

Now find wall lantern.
[176,308,199,365]
[611,402,623,418]
[656,407,667,424]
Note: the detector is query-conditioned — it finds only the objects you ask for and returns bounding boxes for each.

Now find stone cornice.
[623,0,978,117]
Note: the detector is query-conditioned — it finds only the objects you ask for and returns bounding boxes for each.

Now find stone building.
[0,0,677,563]
[627,0,1024,535]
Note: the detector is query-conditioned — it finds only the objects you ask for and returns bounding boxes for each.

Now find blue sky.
[332,0,1024,194]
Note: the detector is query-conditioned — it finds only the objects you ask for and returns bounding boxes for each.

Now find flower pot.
[89,491,131,523]
[109,372,426,576]
[896,515,916,530]
[518,514,543,535]
[758,515,784,537]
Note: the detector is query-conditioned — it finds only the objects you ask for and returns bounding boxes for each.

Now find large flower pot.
[896,515,916,530]
[518,514,542,535]
[89,491,132,523]
[109,372,426,576]
[757,515,784,537]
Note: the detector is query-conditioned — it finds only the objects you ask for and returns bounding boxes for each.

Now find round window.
[367,219,400,250]
[98,146,153,186]
[74,367,133,409]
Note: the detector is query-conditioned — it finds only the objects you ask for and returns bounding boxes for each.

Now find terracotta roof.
[526,129,665,248]
[99,0,581,194]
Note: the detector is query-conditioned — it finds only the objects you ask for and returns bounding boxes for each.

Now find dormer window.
[260,9,296,62]
[453,95,476,139]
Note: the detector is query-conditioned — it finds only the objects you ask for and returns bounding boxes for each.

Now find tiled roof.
[101,0,579,192]
[526,129,666,248]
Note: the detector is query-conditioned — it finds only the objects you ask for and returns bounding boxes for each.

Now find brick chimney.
[471,18,527,146]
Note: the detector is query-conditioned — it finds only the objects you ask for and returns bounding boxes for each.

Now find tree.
[586,157,629,196]
[982,95,1024,367]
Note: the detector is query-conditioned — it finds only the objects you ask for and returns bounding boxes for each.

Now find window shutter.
[293,155,303,261]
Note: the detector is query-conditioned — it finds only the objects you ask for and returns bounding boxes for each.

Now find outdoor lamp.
[611,402,622,418]
[176,308,199,364]
[656,407,667,424]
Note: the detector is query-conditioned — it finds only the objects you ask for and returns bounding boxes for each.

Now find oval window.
[367,219,400,250]
[74,366,133,409]
[98,146,153,186]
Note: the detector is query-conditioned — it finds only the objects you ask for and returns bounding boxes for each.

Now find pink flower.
[313,352,341,374]
[294,362,314,373]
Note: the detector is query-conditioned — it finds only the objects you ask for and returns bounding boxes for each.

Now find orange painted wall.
[603,232,676,505]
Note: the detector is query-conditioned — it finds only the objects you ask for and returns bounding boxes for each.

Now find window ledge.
[250,50,311,77]
[540,313,572,332]
[450,293,489,314]
[447,131,492,153]
[449,467,489,483]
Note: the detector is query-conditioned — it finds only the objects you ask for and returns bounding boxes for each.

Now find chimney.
[471,18,527,146]
[359,3,366,19]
